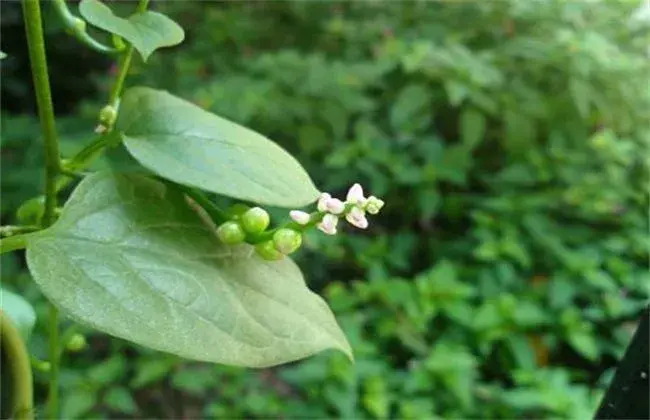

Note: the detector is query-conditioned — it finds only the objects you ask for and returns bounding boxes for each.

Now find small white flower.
[94,124,107,134]
[289,210,311,225]
[317,192,331,212]
[326,198,346,215]
[365,196,385,215]
[346,206,369,229]
[346,183,367,206]
[317,213,339,235]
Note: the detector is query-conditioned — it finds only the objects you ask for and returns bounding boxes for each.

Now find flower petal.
[317,214,339,235]
[346,183,365,204]
[345,206,369,229]
[326,198,346,215]
[289,210,311,225]
[317,193,331,212]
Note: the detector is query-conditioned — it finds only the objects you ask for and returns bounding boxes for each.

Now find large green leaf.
[116,87,320,208]
[0,288,36,340]
[79,0,184,61]
[25,172,350,367]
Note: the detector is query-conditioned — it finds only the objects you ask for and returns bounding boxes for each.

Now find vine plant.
[0,1,385,418]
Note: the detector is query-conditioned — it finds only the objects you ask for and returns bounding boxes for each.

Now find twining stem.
[108,0,150,107]
[21,0,61,417]
[51,0,122,55]
[1,313,34,420]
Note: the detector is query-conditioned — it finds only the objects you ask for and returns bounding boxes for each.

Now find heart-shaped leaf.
[0,288,36,340]
[25,172,351,367]
[79,0,184,61]
[116,87,320,208]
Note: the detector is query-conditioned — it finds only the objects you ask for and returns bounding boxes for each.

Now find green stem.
[22,1,62,417]
[51,0,122,55]
[108,0,150,107]
[55,133,117,192]
[22,0,60,229]
[0,234,35,255]
[180,187,229,224]
[1,312,34,420]
[47,304,60,418]
[0,225,40,237]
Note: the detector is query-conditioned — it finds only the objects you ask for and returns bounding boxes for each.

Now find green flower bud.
[255,240,284,261]
[365,196,385,215]
[272,228,302,255]
[241,207,270,234]
[66,333,87,352]
[98,105,118,127]
[216,221,246,244]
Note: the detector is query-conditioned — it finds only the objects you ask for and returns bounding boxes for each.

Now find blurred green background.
[2,1,649,418]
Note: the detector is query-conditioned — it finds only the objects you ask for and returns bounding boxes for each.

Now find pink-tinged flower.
[290,210,311,225]
[317,193,332,212]
[317,214,339,235]
[346,206,368,229]
[326,198,345,215]
[346,183,367,206]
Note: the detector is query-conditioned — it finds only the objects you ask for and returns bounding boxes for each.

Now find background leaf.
[0,288,36,340]
[25,172,350,367]
[116,87,320,207]
[79,0,184,61]
[460,108,486,149]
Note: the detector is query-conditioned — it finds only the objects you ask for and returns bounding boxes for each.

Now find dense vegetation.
[1,1,649,418]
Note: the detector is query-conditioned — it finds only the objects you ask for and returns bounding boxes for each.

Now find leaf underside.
[25,172,351,367]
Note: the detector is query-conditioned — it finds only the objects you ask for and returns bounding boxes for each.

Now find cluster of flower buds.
[214,184,384,261]
[290,183,384,235]
[215,205,301,261]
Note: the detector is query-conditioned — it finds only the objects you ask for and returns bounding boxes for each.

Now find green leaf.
[503,110,536,155]
[131,357,177,389]
[88,354,126,385]
[172,367,217,394]
[79,0,184,61]
[0,288,36,340]
[390,84,432,134]
[116,87,320,208]
[460,108,486,149]
[104,387,137,414]
[25,172,351,367]
[568,332,599,361]
[61,390,96,419]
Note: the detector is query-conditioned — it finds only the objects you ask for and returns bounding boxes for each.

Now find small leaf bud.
[72,17,87,33]
[98,105,118,127]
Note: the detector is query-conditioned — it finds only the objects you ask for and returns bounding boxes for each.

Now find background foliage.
[2,0,649,418]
